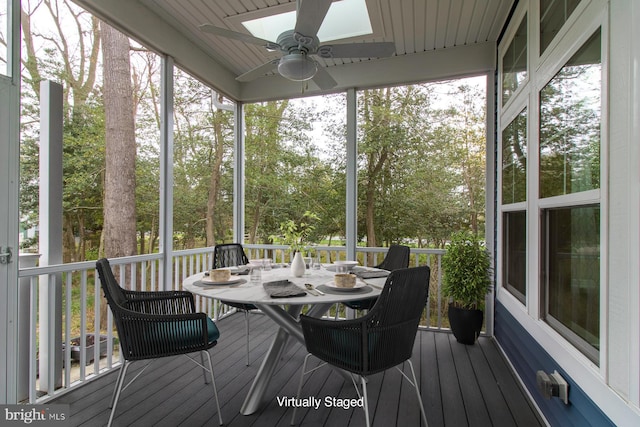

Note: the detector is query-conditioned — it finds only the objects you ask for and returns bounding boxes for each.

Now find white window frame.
[497,0,608,372]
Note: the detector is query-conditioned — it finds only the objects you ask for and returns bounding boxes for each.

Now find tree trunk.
[101,22,137,277]
[206,108,226,246]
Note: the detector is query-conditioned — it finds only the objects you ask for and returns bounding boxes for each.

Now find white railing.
[16,245,445,403]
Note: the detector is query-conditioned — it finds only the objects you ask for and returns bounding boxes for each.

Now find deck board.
[49,312,546,427]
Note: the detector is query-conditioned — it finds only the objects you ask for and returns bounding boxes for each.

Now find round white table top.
[182,265,388,306]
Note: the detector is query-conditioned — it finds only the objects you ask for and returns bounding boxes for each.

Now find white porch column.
[485,72,496,337]
[38,80,63,391]
[234,102,246,243]
[159,56,174,290]
[345,88,357,260]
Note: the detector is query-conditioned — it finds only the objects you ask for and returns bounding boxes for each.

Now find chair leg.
[110,362,127,409]
[202,350,224,426]
[360,376,371,427]
[200,351,209,383]
[108,361,130,427]
[291,353,312,425]
[244,310,250,366]
[407,360,428,427]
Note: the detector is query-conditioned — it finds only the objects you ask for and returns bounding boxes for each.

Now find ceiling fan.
[199,0,395,89]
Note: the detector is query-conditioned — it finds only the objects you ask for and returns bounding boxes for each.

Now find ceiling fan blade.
[311,66,337,90]
[316,42,396,59]
[236,60,279,82]
[200,24,280,49]
[294,0,332,38]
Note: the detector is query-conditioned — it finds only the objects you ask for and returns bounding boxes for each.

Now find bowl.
[209,268,231,282]
[333,260,359,272]
[334,273,356,288]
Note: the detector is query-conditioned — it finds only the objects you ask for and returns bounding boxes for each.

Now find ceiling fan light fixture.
[278,53,317,81]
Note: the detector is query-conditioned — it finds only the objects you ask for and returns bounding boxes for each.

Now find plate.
[324,280,368,291]
[334,260,359,267]
[325,261,359,272]
[200,277,244,286]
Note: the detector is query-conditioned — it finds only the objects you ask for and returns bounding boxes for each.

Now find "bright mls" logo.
[1,405,69,426]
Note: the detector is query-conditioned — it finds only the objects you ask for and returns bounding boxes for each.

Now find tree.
[100,21,137,260]
[20,0,103,262]
[358,86,425,250]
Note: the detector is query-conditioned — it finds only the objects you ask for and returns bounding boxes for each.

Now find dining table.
[182,263,389,415]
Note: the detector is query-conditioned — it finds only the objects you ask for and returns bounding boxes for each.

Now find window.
[539,29,601,198]
[503,211,527,303]
[540,0,583,55]
[540,29,602,362]
[502,15,528,105]
[543,206,599,362]
[498,0,605,365]
[502,108,527,204]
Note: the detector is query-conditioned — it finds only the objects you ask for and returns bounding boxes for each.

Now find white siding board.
[446,0,464,47]
[457,0,477,46]
[434,0,449,49]
[413,0,426,52]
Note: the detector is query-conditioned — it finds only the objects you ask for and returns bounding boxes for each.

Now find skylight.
[242,0,373,43]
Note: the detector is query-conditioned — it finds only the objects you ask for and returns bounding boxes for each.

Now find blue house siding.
[494,301,614,427]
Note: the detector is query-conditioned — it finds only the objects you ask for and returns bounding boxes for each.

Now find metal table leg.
[239,302,336,415]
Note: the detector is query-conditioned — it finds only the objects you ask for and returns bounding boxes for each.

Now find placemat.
[263,280,307,298]
[355,270,390,279]
[194,278,246,288]
[316,284,373,295]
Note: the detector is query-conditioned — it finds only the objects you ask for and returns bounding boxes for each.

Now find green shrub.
[442,231,492,310]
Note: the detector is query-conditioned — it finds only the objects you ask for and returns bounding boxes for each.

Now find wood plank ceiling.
[81,0,515,101]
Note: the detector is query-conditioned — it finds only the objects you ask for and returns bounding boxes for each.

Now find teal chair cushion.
[150,317,220,347]
[206,317,220,343]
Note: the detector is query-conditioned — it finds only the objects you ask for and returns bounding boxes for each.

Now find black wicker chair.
[96,258,222,427]
[213,243,257,365]
[292,266,430,427]
[344,244,411,311]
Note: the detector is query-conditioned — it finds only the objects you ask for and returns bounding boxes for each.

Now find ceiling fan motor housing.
[277,29,319,54]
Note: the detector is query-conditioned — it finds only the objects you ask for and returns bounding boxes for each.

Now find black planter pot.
[448,303,483,345]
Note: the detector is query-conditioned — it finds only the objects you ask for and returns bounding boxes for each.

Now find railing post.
[17,253,39,401]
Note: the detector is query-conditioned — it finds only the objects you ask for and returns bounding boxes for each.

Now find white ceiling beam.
[238,42,497,102]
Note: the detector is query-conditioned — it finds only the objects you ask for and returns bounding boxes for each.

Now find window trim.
[498,4,530,112]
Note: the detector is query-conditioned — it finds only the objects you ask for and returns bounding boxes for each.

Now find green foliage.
[441,231,492,309]
[275,211,320,254]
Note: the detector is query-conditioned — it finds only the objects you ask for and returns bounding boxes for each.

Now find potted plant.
[276,211,319,277]
[442,231,492,345]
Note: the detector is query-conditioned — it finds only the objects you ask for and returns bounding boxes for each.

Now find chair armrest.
[123,289,196,314]
[114,306,217,360]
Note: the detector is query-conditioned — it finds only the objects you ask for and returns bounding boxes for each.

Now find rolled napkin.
[263,280,307,298]
[355,270,390,279]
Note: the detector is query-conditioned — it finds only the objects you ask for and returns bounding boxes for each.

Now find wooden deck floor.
[50,312,546,427]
